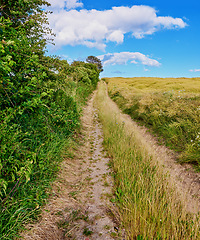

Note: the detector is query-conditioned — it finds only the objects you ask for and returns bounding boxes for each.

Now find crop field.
[95,81,200,239]
[105,77,200,170]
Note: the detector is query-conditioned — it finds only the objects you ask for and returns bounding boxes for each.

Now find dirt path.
[21,85,199,240]
[21,92,123,240]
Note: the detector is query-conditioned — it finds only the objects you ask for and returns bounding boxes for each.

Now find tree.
[0,0,53,109]
[86,56,103,72]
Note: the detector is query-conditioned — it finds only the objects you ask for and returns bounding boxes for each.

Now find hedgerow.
[0,1,100,238]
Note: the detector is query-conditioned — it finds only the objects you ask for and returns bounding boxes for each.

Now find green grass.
[106,77,200,169]
[0,78,98,239]
[83,227,93,236]
[95,81,200,240]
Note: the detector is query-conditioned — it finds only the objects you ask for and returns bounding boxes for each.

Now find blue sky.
[45,0,200,78]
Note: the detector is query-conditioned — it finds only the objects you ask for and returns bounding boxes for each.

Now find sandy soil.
[20,92,124,240]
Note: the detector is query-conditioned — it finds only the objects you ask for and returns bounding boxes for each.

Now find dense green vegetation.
[106,77,200,170]
[0,1,100,238]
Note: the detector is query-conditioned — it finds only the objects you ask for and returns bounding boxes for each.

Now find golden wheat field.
[105,77,200,168]
[106,77,200,94]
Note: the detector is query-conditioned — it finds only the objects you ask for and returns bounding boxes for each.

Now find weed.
[55,211,63,216]
[110,231,117,237]
[94,214,102,220]
[104,224,111,230]
[57,219,70,229]
[103,181,109,187]
[83,227,93,236]
[69,191,78,199]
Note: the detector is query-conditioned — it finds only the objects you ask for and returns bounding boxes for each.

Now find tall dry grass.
[95,81,199,240]
[105,77,200,94]
[105,77,200,168]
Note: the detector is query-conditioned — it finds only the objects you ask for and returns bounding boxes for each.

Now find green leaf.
[41,92,48,97]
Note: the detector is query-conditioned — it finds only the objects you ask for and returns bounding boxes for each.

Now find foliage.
[86,55,103,72]
[0,1,100,238]
[106,77,200,169]
[71,60,99,87]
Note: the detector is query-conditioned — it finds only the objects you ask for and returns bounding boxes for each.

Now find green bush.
[0,1,100,238]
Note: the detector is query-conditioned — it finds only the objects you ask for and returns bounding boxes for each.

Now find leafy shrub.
[0,1,100,238]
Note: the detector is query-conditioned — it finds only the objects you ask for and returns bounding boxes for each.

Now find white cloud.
[106,30,124,44]
[189,69,200,72]
[98,52,161,67]
[47,0,83,10]
[66,0,83,9]
[46,0,64,9]
[47,5,187,50]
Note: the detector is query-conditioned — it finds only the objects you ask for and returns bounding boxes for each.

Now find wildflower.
[191,140,193,142]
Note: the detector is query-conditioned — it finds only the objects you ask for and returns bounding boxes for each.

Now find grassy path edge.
[95,81,199,239]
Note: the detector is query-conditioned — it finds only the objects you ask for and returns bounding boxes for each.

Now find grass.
[56,209,89,238]
[83,227,93,236]
[0,79,98,239]
[0,135,68,240]
[105,77,200,169]
[95,81,200,239]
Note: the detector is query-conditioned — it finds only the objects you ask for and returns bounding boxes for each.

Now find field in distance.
[105,77,200,170]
